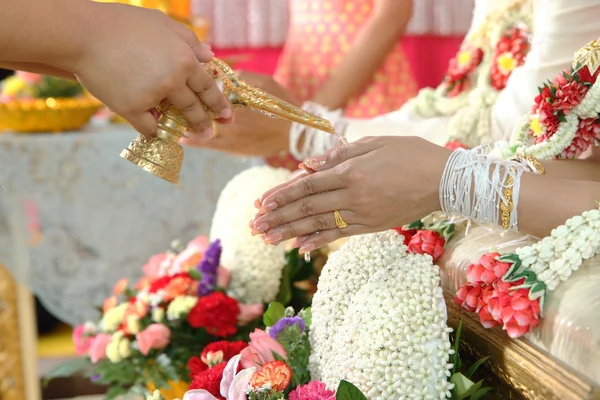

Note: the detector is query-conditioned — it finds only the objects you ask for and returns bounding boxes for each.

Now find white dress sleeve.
[491,0,600,141]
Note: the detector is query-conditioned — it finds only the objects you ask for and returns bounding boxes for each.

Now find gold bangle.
[514,154,547,176]
[500,170,515,230]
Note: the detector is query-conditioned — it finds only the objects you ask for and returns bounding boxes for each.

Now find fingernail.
[218,108,233,120]
[304,156,326,170]
[299,243,315,254]
[254,199,262,209]
[248,219,254,229]
[200,126,213,138]
[264,231,283,244]
[259,202,278,214]
[199,43,215,57]
[254,223,268,233]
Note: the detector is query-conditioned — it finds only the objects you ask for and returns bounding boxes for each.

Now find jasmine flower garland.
[309,231,453,399]
[210,166,291,304]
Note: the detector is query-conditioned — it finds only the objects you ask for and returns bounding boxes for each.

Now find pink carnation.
[465,252,511,285]
[289,381,336,400]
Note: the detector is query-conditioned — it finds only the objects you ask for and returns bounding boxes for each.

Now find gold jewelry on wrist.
[500,170,515,230]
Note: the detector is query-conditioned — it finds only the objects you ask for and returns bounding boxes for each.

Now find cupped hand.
[250,136,452,252]
[180,71,296,156]
[73,2,232,136]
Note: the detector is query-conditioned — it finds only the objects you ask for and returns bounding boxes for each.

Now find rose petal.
[238,303,264,326]
[221,354,242,397]
[183,389,219,400]
[228,367,256,400]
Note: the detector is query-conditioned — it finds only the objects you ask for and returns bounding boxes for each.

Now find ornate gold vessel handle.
[120,58,334,184]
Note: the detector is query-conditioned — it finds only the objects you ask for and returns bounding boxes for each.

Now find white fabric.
[491,0,600,141]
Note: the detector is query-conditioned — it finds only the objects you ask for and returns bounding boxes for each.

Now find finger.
[186,62,233,124]
[164,18,215,61]
[297,228,360,253]
[167,87,212,137]
[303,139,380,171]
[256,172,308,207]
[258,169,344,214]
[252,190,348,234]
[124,110,158,137]
[259,208,355,244]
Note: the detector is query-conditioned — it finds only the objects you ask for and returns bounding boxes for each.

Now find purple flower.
[197,239,222,296]
[90,374,102,382]
[269,316,306,340]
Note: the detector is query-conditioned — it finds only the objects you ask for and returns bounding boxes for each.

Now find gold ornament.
[573,38,600,75]
[121,58,335,183]
[333,210,349,229]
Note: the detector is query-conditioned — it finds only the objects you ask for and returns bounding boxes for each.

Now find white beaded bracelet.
[289,102,347,161]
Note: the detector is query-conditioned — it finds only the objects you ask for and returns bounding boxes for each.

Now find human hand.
[250,136,452,252]
[72,2,232,136]
[180,71,295,156]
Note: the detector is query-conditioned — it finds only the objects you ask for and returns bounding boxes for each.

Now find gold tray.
[444,290,600,400]
[0,97,104,133]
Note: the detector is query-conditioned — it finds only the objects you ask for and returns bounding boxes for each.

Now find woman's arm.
[250,137,600,251]
[310,0,413,110]
[0,62,73,80]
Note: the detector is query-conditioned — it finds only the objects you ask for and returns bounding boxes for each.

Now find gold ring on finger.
[334,210,349,229]
[211,120,219,138]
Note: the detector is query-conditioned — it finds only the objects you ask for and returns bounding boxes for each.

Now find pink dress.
[266,0,417,170]
[274,0,417,119]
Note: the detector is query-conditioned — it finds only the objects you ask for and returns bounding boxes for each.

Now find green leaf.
[335,380,368,400]
[528,282,546,300]
[452,319,463,375]
[557,112,567,123]
[301,307,312,328]
[263,302,286,327]
[42,358,91,387]
[450,373,482,400]
[466,356,489,379]
[188,269,202,280]
[407,220,424,230]
[471,387,493,400]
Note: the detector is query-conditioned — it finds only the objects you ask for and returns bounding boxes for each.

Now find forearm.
[0,62,74,80]
[311,7,411,109]
[0,0,93,73]
[519,174,600,237]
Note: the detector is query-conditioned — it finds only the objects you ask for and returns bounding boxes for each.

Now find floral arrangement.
[446,21,531,149]
[505,63,600,160]
[404,0,531,120]
[455,207,600,338]
[159,302,490,400]
[0,71,85,102]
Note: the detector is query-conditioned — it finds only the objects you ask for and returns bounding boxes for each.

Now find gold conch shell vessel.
[120,58,334,183]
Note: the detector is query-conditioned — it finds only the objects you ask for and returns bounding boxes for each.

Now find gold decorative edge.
[120,149,179,184]
[0,264,27,400]
[0,97,104,112]
[444,290,600,400]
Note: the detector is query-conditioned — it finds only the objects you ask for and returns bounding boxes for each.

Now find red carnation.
[559,117,600,159]
[576,65,598,85]
[553,81,588,113]
[407,230,446,262]
[189,362,227,399]
[465,252,511,285]
[188,341,248,377]
[187,292,240,337]
[393,228,417,246]
[445,140,469,150]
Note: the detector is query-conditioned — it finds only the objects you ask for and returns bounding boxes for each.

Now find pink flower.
[15,71,42,84]
[559,118,600,159]
[143,253,169,279]
[500,288,541,338]
[487,286,511,322]
[172,236,209,274]
[465,252,511,285]
[184,354,256,400]
[136,323,171,355]
[88,334,112,364]
[454,284,482,313]
[407,230,446,262]
[239,329,287,369]
[217,266,230,288]
[477,304,500,329]
[238,303,264,326]
[72,324,94,355]
[445,140,469,150]
[289,381,336,400]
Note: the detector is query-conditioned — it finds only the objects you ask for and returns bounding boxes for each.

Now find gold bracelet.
[500,170,515,230]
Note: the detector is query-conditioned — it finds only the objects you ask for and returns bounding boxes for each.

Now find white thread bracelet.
[439,147,528,230]
[289,102,346,160]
